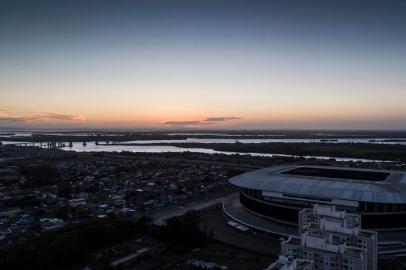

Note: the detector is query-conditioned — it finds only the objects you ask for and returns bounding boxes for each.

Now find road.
[200,208,281,257]
[149,196,226,225]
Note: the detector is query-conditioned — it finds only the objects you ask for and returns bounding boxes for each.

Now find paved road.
[148,191,283,257]
[149,196,226,225]
[200,208,281,257]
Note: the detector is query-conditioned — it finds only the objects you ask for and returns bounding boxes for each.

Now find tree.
[160,211,207,249]
[57,183,72,198]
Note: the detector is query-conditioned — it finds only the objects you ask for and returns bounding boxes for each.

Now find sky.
[1,0,406,129]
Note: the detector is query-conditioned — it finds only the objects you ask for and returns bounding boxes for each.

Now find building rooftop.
[229,165,406,203]
[281,167,389,181]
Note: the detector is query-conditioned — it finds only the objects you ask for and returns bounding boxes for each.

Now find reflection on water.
[167,133,286,137]
[1,135,399,162]
[0,132,33,138]
[122,137,406,145]
[1,141,28,145]
[59,142,389,163]
[1,129,405,145]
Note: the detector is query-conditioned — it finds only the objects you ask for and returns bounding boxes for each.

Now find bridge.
[1,141,70,149]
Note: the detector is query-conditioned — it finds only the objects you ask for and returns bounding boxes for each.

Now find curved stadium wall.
[229,166,406,230]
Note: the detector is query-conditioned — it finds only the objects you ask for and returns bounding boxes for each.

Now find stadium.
[226,165,406,231]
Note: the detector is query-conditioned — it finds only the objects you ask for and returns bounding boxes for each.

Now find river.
[57,142,390,163]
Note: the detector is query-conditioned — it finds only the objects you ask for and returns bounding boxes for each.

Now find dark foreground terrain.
[1,145,406,269]
[0,212,276,270]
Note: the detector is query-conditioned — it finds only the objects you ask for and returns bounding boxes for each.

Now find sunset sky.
[1,0,406,129]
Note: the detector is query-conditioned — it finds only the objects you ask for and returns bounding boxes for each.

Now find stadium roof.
[229,166,406,203]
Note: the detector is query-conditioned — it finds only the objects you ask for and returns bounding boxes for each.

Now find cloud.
[42,112,86,122]
[0,110,86,123]
[0,117,36,123]
[0,109,9,117]
[160,120,210,127]
[0,114,42,123]
[204,117,243,122]
[160,116,243,127]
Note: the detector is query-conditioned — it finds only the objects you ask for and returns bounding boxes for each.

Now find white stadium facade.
[225,166,406,256]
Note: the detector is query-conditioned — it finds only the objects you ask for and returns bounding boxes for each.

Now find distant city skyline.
[1,0,406,129]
